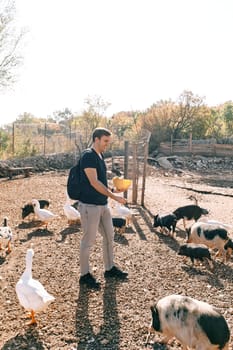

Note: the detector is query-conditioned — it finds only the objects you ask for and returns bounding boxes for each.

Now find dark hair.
[92,127,112,142]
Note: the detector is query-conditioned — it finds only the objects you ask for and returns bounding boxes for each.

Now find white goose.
[0,217,13,253]
[31,199,59,229]
[109,200,133,226]
[15,247,55,325]
[63,197,81,225]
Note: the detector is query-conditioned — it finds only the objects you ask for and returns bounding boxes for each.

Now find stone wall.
[0,152,78,178]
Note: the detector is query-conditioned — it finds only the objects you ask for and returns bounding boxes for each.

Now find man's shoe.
[104,266,128,280]
[79,273,101,290]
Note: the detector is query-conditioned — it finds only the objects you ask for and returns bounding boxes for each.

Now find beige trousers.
[78,202,114,276]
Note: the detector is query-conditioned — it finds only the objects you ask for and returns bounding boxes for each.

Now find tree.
[190,106,213,139]
[52,108,73,126]
[111,111,143,140]
[0,0,25,89]
[171,90,205,139]
[222,101,233,135]
[141,99,176,150]
[84,95,111,117]
[205,106,225,139]
[142,92,211,152]
[15,112,39,124]
[0,127,10,154]
[74,95,111,151]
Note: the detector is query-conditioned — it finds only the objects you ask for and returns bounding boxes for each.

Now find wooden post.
[189,132,192,154]
[12,122,15,155]
[141,141,149,206]
[111,152,114,173]
[124,141,129,200]
[170,134,173,154]
[213,144,216,156]
[132,143,137,204]
[69,120,72,150]
[44,123,47,155]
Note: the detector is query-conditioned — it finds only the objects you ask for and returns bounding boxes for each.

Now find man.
[78,127,128,290]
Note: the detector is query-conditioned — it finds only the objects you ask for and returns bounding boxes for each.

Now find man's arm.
[84,168,127,205]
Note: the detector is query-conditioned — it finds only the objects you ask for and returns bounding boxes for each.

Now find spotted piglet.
[153,213,177,237]
[186,222,230,262]
[178,243,214,270]
[146,294,230,350]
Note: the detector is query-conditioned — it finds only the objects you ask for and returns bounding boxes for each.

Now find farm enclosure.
[0,164,233,349]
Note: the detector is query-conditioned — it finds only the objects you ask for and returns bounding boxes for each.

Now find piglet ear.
[150,305,155,314]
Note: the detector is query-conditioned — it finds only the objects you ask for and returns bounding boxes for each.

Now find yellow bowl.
[113,177,132,191]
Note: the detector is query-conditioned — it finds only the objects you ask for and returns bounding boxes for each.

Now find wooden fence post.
[12,122,15,155]
[132,143,138,204]
[124,141,129,200]
[141,141,149,206]
[43,123,47,155]
[189,132,192,154]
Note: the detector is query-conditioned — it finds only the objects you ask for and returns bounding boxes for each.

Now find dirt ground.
[0,163,233,350]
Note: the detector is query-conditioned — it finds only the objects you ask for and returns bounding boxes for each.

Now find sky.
[0,0,233,126]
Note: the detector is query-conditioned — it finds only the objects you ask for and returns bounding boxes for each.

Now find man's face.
[96,135,111,153]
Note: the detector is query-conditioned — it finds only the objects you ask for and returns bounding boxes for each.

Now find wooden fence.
[159,137,233,157]
[111,130,151,206]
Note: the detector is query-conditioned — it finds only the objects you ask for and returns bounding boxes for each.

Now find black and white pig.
[224,238,233,261]
[112,217,126,234]
[153,213,177,237]
[186,222,230,262]
[173,204,209,229]
[178,242,214,269]
[146,294,230,350]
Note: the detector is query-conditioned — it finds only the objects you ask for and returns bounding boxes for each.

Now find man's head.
[92,127,112,153]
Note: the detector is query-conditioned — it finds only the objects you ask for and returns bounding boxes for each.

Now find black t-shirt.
[79,148,108,205]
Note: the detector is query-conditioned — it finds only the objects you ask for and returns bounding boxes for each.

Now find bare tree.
[171,90,205,139]
[0,0,25,89]
[74,95,111,150]
[84,95,111,117]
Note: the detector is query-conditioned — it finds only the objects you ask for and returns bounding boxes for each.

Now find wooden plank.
[7,167,34,179]
[159,141,233,157]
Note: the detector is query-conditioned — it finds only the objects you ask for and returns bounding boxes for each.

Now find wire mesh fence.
[10,122,84,157]
[3,123,152,205]
[9,122,138,157]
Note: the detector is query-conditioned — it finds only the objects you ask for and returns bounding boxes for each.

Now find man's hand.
[114,195,127,205]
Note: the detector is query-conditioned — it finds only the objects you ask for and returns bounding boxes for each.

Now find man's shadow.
[76,279,120,349]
